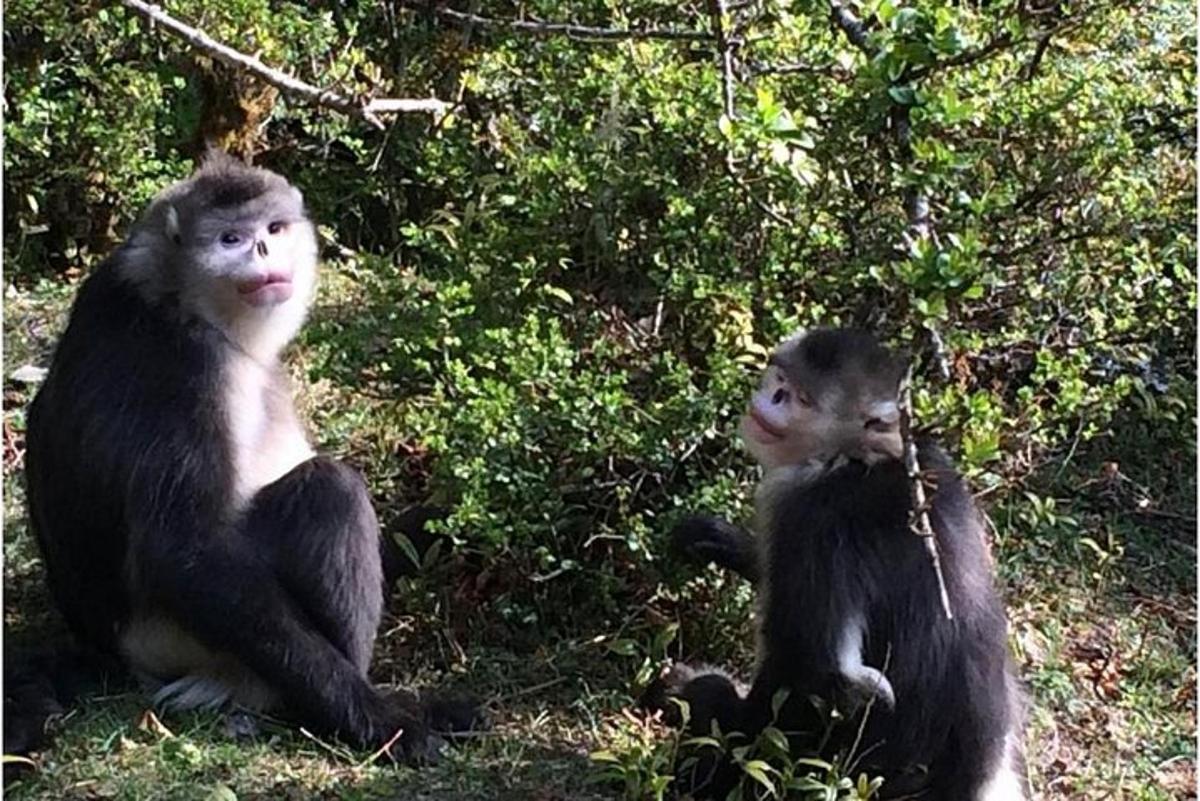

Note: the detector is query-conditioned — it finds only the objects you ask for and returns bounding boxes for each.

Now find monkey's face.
[741,330,905,470]
[183,188,318,313]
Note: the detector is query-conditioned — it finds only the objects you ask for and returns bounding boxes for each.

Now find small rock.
[9,365,47,385]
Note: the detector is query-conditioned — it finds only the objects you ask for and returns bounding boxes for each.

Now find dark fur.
[671,515,760,584]
[22,259,474,761]
[3,645,123,769]
[657,450,1021,798]
[649,330,1023,799]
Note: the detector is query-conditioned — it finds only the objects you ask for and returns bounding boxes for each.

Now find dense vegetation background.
[3,1,1195,798]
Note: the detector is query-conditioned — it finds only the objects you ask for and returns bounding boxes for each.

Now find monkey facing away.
[22,151,475,761]
[645,329,1026,800]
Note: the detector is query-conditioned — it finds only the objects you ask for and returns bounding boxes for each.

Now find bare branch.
[749,61,852,80]
[899,367,955,621]
[1021,33,1054,81]
[425,6,717,43]
[909,33,1016,82]
[119,0,448,130]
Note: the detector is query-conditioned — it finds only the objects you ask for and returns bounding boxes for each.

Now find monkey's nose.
[256,240,269,258]
[771,388,789,405]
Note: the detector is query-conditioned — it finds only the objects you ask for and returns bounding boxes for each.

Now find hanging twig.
[705,0,791,225]
[706,0,737,123]
[899,367,955,620]
[823,0,952,619]
[423,6,717,43]
[119,0,448,130]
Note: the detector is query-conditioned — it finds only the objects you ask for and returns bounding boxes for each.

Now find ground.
[3,271,1194,800]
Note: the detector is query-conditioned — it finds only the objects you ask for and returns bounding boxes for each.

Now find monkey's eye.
[219,232,242,247]
[267,221,288,235]
[795,391,814,408]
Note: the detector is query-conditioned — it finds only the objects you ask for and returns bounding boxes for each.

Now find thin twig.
[899,366,954,621]
[1021,33,1054,82]
[748,60,852,80]
[493,675,570,703]
[908,32,1016,81]
[425,6,716,43]
[359,726,406,766]
[706,0,790,225]
[892,105,931,244]
[119,0,448,130]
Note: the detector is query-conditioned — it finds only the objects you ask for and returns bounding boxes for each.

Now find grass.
[3,269,1195,800]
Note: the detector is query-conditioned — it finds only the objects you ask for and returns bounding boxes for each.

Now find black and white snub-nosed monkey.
[643,328,1028,800]
[17,150,480,763]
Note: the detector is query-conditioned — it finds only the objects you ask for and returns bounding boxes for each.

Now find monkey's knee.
[252,457,379,544]
[247,457,383,670]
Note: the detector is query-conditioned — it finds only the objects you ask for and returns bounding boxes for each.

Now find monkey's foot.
[638,662,703,727]
[423,692,491,739]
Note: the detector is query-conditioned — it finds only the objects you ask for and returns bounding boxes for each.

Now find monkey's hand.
[670,516,760,584]
[842,665,896,711]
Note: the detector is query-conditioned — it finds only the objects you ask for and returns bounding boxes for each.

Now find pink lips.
[745,406,787,442]
[236,272,293,307]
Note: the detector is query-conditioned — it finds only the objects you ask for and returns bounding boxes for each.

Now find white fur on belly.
[224,351,313,507]
[119,615,280,712]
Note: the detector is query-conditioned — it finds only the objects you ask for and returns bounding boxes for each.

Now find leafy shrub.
[5,0,1193,647]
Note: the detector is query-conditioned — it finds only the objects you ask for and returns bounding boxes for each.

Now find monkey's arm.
[670,515,760,584]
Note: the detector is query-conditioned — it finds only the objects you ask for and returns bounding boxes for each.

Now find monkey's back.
[760,446,1016,787]
[26,258,231,653]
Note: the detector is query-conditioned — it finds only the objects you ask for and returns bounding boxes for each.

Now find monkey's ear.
[165,205,182,245]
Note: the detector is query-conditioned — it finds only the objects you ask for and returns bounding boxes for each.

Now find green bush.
[5,0,1193,626]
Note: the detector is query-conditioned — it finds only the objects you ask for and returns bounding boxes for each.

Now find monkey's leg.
[142,535,435,760]
[670,516,760,583]
[245,462,485,740]
[640,664,748,799]
[640,663,746,733]
[246,457,382,673]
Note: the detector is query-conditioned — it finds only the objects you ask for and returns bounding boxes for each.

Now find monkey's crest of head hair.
[791,328,905,380]
[782,326,902,393]
[153,150,300,233]
[122,148,308,268]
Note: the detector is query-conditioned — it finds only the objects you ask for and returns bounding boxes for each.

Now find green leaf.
[543,285,574,305]
[887,85,917,106]
[718,113,735,140]
[606,638,640,657]
[740,760,779,796]
[390,531,422,570]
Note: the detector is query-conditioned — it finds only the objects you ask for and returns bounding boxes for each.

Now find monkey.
[644,328,1027,800]
[21,150,479,762]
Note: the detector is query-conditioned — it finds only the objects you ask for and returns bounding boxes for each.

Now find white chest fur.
[223,351,314,507]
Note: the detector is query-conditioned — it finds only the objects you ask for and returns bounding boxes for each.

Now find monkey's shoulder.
[29,258,228,471]
[51,259,221,383]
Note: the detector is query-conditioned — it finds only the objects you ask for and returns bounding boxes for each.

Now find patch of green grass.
[4,273,1195,799]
